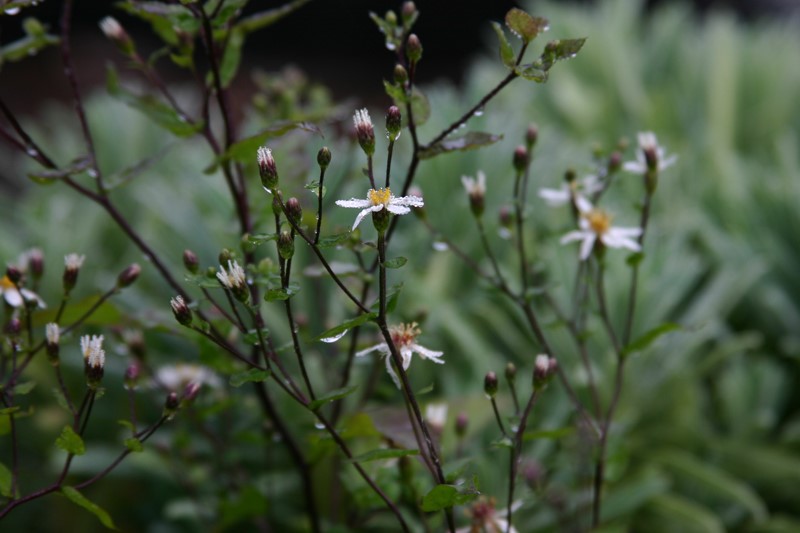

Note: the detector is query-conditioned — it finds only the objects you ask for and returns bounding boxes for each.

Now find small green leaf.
[117,420,136,433]
[515,64,547,82]
[229,368,271,387]
[505,9,548,44]
[421,484,480,512]
[419,132,503,160]
[0,17,59,63]
[56,426,86,456]
[304,180,326,199]
[236,0,312,34]
[350,448,419,463]
[13,381,36,395]
[308,385,359,411]
[383,79,406,103]
[218,29,244,88]
[369,11,402,52]
[622,322,681,358]
[491,436,514,449]
[407,87,430,126]
[538,38,587,70]
[626,251,645,267]
[27,157,91,186]
[491,22,515,68]
[61,486,117,530]
[265,289,289,301]
[242,328,271,345]
[315,312,377,342]
[53,388,71,411]
[383,256,407,269]
[317,233,351,249]
[0,461,12,498]
[124,438,144,453]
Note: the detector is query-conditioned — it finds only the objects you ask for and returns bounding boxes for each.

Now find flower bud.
[401,2,417,25]
[513,145,529,173]
[499,205,514,229]
[218,249,234,266]
[46,323,60,364]
[353,108,375,157]
[385,10,397,25]
[505,362,517,384]
[28,248,44,280]
[563,168,576,184]
[183,249,199,273]
[461,172,486,218]
[386,105,402,142]
[117,263,141,288]
[608,151,622,173]
[6,317,21,336]
[533,354,557,389]
[257,146,278,191]
[278,230,295,260]
[406,34,423,63]
[644,145,659,172]
[163,391,180,418]
[183,382,201,403]
[5,264,22,284]
[526,124,539,149]
[63,254,85,294]
[81,334,106,388]
[217,260,249,303]
[124,362,141,390]
[99,16,136,56]
[170,295,192,327]
[317,146,331,169]
[394,64,408,84]
[455,412,468,437]
[285,197,302,225]
[240,233,256,255]
[484,371,498,398]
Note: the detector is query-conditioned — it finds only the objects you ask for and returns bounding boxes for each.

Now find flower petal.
[336,198,371,209]
[386,204,411,215]
[538,187,569,205]
[560,230,589,245]
[356,343,387,358]
[351,207,374,231]
[413,344,444,363]
[391,195,424,208]
[385,354,402,388]
[579,233,597,260]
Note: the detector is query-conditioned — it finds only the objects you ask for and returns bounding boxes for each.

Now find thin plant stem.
[507,388,541,533]
[313,165,327,245]
[386,140,395,188]
[623,189,653,345]
[491,397,509,437]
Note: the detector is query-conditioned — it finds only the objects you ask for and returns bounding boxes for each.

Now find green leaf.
[383,256,407,269]
[538,38,587,70]
[419,132,503,160]
[491,22,515,68]
[219,29,245,88]
[236,0,312,34]
[308,385,359,411]
[350,448,419,464]
[0,461,11,498]
[55,425,86,456]
[515,64,548,82]
[505,9,548,44]
[0,407,20,415]
[12,381,35,395]
[229,368,271,387]
[0,17,59,63]
[211,121,322,169]
[317,233,351,249]
[369,11,402,52]
[383,79,406,103]
[407,87,430,126]
[304,180,326,199]
[53,388,71,411]
[27,157,91,186]
[61,486,117,530]
[626,251,645,267]
[622,322,681,358]
[117,420,136,433]
[421,484,480,512]
[315,312,377,342]
[242,328,271,345]
[124,438,144,453]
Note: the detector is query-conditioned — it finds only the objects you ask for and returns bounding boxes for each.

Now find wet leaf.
[505,9,548,44]
[421,484,480,512]
[419,132,503,160]
[230,368,271,387]
[61,486,117,530]
[308,385,359,411]
[491,22,515,68]
[56,425,85,456]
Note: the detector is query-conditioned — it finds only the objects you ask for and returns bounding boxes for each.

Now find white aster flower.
[46,323,60,345]
[356,322,443,388]
[560,203,642,261]
[64,253,85,271]
[456,497,522,533]
[335,188,423,231]
[623,131,676,174]
[99,16,124,40]
[156,363,222,391]
[0,275,45,308]
[461,171,486,198]
[80,334,105,369]
[538,174,602,208]
[425,403,448,433]
[216,260,246,290]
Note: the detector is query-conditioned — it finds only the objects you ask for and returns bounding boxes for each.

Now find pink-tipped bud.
[257,146,278,190]
[533,354,557,389]
[353,108,375,157]
[183,382,202,403]
[401,2,417,25]
[124,362,141,389]
[513,145,529,173]
[163,391,180,418]
[285,197,302,225]
[484,371,498,398]
[117,263,141,288]
[170,296,192,327]
[608,151,622,172]
[406,34,423,63]
[455,412,468,437]
[28,249,44,280]
[526,124,539,148]
[386,105,402,142]
[183,249,199,273]
[278,230,294,260]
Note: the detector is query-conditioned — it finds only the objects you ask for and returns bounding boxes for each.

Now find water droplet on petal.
[474,107,484,117]
[432,241,449,252]
[320,329,348,343]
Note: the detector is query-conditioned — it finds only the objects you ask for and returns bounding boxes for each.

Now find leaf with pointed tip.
[622,322,681,358]
[0,461,12,498]
[491,22,515,68]
[236,0,312,34]
[539,38,587,70]
[219,29,245,88]
[56,426,85,456]
[515,64,548,82]
[383,256,407,269]
[124,438,144,453]
[421,484,480,512]
[308,385,359,411]
[419,132,503,160]
[61,486,117,530]
[317,233,350,249]
[314,312,377,343]
[505,9,548,44]
[28,157,92,186]
[210,121,322,170]
[230,368,271,387]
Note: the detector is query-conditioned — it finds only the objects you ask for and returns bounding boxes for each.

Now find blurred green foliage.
[1,0,799,530]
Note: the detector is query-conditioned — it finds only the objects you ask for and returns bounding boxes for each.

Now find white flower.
[623,131,676,174]
[46,323,60,345]
[461,171,486,198]
[356,322,443,388]
[538,174,602,208]
[425,403,448,433]
[80,334,105,369]
[335,188,423,231]
[456,497,522,533]
[560,202,642,260]
[216,260,246,290]
[0,275,45,308]
[99,16,124,40]
[64,253,85,271]
[156,363,222,391]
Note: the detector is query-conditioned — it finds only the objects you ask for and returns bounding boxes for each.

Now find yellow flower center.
[389,322,420,347]
[1,276,16,290]
[586,209,611,235]
[368,187,392,207]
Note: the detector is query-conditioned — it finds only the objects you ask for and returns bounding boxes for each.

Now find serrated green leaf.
[421,484,480,512]
[56,425,86,456]
[622,322,681,358]
[350,448,419,463]
[229,368,271,387]
[505,9,548,44]
[61,486,117,530]
[383,256,407,269]
[419,132,503,160]
[0,461,11,498]
[491,22,515,68]
[315,312,377,342]
[124,438,144,453]
[13,381,35,395]
[307,385,358,411]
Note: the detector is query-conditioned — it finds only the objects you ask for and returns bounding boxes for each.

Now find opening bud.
[117,263,141,288]
[513,145,529,173]
[401,2,417,25]
[533,354,557,389]
[317,146,332,169]
[461,172,486,218]
[63,254,85,294]
[406,34,423,63]
[46,323,60,364]
[278,230,295,260]
[218,249,234,266]
[183,249,199,273]
[257,146,278,191]
[81,334,106,388]
[484,371,498,398]
[386,105,402,142]
[170,295,192,327]
[455,412,468,437]
[353,108,375,157]
[285,197,303,226]
[182,382,202,404]
[99,16,136,56]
